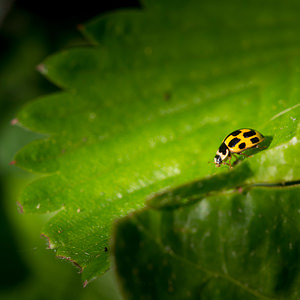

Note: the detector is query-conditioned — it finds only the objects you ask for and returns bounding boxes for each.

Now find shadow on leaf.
[147,162,254,209]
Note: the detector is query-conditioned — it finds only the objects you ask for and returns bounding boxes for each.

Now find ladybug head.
[214,154,223,167]
[214,143,229,167]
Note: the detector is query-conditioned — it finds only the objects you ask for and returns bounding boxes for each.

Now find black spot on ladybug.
[250,137,259,144]
[219,143,228,155]
[243,130,256,138]
[238,142,246,149]
[230,130,242,136]
[104,247,108,252]
[228,137,241,147]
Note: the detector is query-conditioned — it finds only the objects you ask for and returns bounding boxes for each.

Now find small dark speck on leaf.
[104,247,108,252]
[164,91,172,101]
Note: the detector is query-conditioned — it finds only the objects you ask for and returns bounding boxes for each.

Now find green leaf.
[15,0,300,287]
[148,104,300,209]
[114,187,300,299]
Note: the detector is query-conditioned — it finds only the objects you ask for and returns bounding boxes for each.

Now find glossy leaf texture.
[15,0,300,286]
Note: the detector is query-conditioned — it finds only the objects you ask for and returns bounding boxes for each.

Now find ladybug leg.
[228,157,232,168]
[239,152,252,158]
[236,150,253,158]
[256,144,267,150]
[232,153,241,162]
[228,153,233,169]
[231,153,241,167]
[232,153,239,160]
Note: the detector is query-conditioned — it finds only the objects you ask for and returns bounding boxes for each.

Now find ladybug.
[214,129,264,168]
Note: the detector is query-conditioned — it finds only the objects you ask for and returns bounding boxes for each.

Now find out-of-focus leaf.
[114,186,300,300]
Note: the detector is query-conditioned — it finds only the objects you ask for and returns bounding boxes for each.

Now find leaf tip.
[77,23,85,31]
[36,64,48,75]
[57,255,83,273]
[83,280,89,288]
[41,233,55,249]
[9,160,16,166]
[16,201,24,214]
[237,186,243,193]
[10,118,18,125]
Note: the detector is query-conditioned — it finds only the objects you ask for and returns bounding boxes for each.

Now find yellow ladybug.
[214,128,264,168]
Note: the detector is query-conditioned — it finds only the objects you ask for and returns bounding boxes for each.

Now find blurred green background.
[0,1,139,299]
